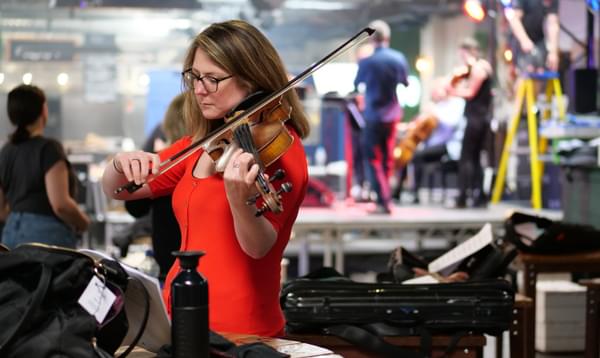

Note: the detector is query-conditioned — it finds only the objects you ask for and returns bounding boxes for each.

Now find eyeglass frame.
[181,68,234,93]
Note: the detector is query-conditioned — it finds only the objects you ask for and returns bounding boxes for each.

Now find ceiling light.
[57,73,70,86]
[22,73,33,85]
[415,56,432,74]
[503,48,513,62]
[463,0,486,22]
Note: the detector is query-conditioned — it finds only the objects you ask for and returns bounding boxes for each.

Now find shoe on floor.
[368,204,392,215]
[451,199,467,209]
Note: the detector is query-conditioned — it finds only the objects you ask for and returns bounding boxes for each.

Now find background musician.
[393,79,465,204]
[102,20,310,337]
[353,19,409,214]
[445,37,493,208]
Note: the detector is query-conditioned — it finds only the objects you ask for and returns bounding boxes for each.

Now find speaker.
[320,99,347,163]
[571,68,598,114]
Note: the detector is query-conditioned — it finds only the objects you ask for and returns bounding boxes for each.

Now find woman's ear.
[41,102,49,126]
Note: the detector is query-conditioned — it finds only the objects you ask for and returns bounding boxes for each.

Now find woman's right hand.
[112,151,160,186]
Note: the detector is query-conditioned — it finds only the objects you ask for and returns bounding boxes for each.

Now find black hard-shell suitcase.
[281,277,514,336]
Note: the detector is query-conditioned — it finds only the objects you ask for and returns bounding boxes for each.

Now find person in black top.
[505,0,559,73]
[445,38,493,208]
[0,85,90,248]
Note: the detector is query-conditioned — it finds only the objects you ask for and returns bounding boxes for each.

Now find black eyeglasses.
[182,69,234,93]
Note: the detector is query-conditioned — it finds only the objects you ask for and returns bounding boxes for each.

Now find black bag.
[383,243,517,283]
[0,244,150,358]
[281,269,514,357]
[504,211,600,254]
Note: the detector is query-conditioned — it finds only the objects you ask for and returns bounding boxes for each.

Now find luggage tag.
[78,274,116,324]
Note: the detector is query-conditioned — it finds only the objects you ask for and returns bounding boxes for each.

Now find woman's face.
[459,47,475,65]
[190,48,250,120]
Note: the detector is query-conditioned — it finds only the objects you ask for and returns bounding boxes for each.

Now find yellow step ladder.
[491,72,565,209]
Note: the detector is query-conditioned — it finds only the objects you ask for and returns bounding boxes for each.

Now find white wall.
[559,0,599,68]
[419,15,476,107]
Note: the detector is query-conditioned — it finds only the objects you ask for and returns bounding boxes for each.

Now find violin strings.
[233,124,271,194]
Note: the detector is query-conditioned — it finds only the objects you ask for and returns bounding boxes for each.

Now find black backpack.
[504,211,600,254]
[0,244,149,358]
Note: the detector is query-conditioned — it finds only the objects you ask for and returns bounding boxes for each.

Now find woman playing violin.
[102,19,310,337]
[444,37,492,209]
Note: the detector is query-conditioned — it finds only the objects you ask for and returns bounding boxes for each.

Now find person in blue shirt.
[354,19,409,214]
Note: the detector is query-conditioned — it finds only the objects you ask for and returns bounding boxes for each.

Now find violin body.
[449,64,471,87]
[208,95,293,173]
[393,113,438,169]
[206,92,294,215]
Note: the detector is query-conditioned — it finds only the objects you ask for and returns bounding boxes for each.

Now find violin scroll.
[254,179,293,217]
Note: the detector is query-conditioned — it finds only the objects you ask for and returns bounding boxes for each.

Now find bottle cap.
[172,251,205,269]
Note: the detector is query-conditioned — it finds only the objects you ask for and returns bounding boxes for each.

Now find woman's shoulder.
[27,136,62,148]
[474,58,492,74]
[167,135,193,152]
[157,135,194,160]
[282,126,308,169]
[38,137,67,156]
[4,136,63,154]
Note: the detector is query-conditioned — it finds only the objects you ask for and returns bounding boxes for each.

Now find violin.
[449,64,471,87]
[226,92,294,216]
[115,26,375,216]
[392,113,438,169]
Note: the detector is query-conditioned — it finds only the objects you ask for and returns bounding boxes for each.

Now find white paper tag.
[78,275,116,324]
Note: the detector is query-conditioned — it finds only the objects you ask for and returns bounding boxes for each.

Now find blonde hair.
[181,20,310,140]
[460,37,480,55]
[161,93,187,143]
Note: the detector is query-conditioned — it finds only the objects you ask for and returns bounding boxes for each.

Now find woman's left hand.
[223,149,261,205]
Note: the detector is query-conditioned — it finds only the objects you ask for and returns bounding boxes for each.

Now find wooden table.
[579,278,600,358]
[495,294,533,358]
[286,333,486,358]
[121,333,342,357]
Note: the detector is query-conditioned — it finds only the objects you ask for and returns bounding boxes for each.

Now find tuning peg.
[277,182,292,195]
[269,169,285,182]
[255,204,268,217]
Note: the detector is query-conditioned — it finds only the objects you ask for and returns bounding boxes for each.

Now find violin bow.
[115,26,374,194]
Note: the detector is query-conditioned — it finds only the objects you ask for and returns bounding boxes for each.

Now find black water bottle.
[171,251,209,358]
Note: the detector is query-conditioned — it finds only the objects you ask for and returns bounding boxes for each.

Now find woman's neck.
[26,119,44,137]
